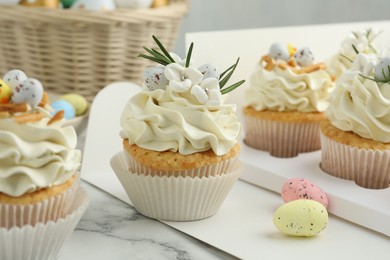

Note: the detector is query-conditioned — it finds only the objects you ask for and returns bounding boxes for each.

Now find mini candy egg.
[51,100,76,120]
[143,66,168,91]
[11,78,43,107]
[3,69,28,91]
[281,178,328,208]
[374,57,390,81]
[198,63,219,80]
[0,79,11,104]
[59,93,88,116]
[294,47,315,67]
[269,43,290,61]
[273,199,328,237]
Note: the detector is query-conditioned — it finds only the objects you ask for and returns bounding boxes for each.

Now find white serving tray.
[81,82,390,260]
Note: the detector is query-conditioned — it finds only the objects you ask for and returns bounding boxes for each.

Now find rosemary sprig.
[339,53,353,63]
[352,44,359,55]
[219,58,245,94]
[138,35,177,65]
[359,64,390,83]
[186,42,194,68]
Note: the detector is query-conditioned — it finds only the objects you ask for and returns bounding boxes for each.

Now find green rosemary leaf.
[382,67,386,81]
[221,80,245,95]
[142,47,171,64]
[387,65,390,81]
[366,28,371,38]
[352,44,359,54]
[339,53,353,63]
[152,35,175,63]
[352,31,359,39]
[185,42,194,68]
[219,58,240,88]
[138,54,169,66]
[219,64,235,79]
[359,74,387,83]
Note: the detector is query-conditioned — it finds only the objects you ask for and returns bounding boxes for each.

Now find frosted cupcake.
[327,28,382,79]
[321,53,390,189]
[244,43,335,157]
[111,36,244,221]
[0,70,87,260]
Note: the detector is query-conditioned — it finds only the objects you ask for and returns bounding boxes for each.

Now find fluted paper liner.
[0,187,89,260]
[0,173,80,229]
[111,151,242,221]
[244,115,321,158]
[320,132,390,189]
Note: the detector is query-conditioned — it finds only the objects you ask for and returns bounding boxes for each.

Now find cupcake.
[244,43,335,157]
[0,70,88,259]
[111,36,244,221]
[320,53,390,189]
[327,28,382,79]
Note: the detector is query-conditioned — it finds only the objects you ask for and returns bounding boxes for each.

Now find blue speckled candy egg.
[11,78,43,107]
[143,66,168,91]
[374,57,390,81]
[51,100,76,120]
[269,43,290,61]
[294,47,315,67]
[273,199,328,237]
[198,63,219,80]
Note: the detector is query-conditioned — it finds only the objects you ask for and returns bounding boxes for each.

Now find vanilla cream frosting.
[120,86,240,156]
[327,54,390,143]
[0,109,81,197]
[246,64,335,112]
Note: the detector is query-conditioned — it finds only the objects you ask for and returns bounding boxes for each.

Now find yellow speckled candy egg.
[273,199,328,237]
[59,93,88,116]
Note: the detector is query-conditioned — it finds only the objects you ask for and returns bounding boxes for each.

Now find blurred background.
[175,0,390,55]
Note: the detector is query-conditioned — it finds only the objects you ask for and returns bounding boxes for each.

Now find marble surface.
[58,181,237,260]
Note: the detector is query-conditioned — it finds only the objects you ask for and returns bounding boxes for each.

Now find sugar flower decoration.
[191,78,222,106]
[164,63,203,93]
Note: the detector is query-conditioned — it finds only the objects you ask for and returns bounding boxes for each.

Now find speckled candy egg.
[143,66,168,91]
[281,178,328,208]
[72,0,115,10]
[59,93,88,116]
[51,100,76,120]
[0,80,11,104]
[3,70,28,91]
[374,57,390,81]
[269,43,290,61]
[11,79,43,107]
[294,47,315,67]
[273,199,328,237]
[198,63,219,80]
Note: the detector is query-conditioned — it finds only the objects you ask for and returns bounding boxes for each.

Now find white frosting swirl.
[120,86,240,156]
[246,65,335,112]
[0,109,81,197]
[327,54,390,143]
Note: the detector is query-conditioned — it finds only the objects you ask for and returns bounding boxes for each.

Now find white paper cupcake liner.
[0,187,89,260]
[320,132,390,189]
[111,152,242,221]
[0,173,80,229]
[244,115,321,158]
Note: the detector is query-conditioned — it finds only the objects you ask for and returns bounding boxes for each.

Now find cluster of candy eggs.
[272,178,329,237]
[51,93,89,120]
[143,63,220,91]
[269,43,315,67]
[2,70,44,107]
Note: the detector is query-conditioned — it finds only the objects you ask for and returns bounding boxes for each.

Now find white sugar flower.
[351,53,377,76]
[191,78,222,106]
[164,63,203,93]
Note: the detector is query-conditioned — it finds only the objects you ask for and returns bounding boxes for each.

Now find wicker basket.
[0,1,188,101]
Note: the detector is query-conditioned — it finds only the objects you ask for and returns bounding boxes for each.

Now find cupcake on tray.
[320,53,390,189]
[111,36,245,221]
[0,69,89,260]
[244,43,335,157]
[327,28,382,79]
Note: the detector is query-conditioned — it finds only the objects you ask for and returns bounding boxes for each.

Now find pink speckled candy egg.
[281,178,328,208]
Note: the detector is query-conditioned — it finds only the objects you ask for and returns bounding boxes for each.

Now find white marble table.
[59,180,237,260]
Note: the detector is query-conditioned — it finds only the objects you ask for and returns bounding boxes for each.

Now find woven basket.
[0,1,188,101]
